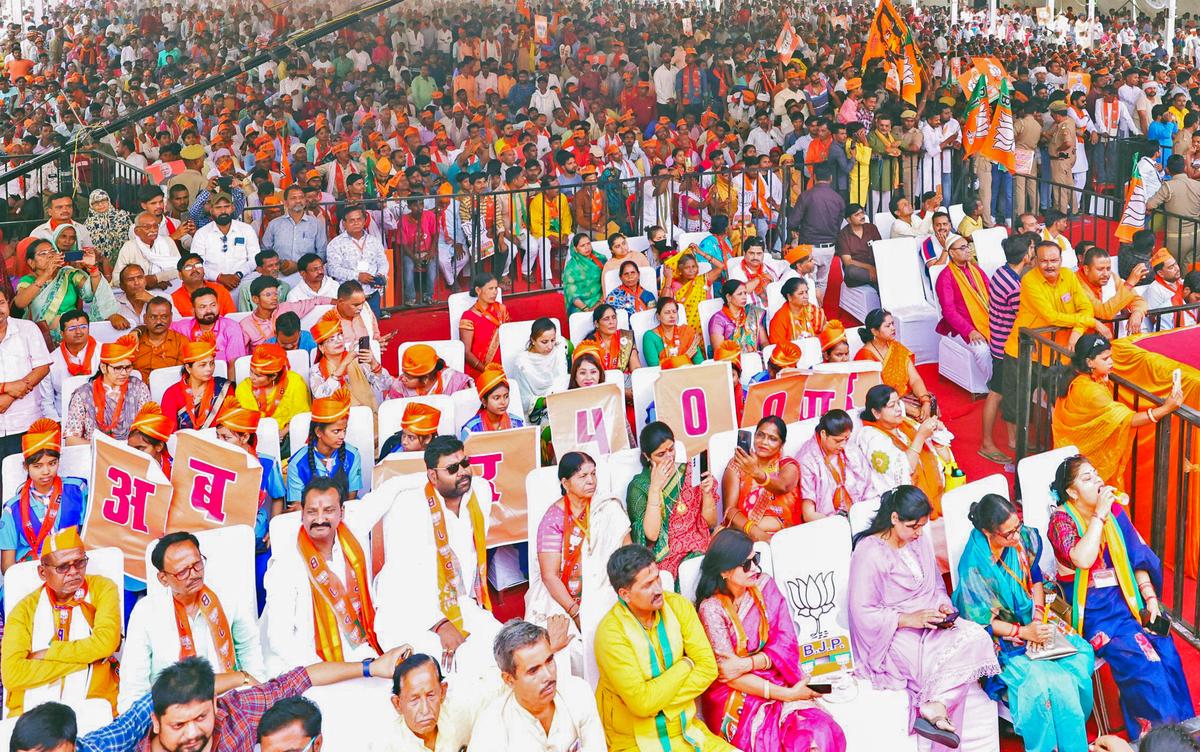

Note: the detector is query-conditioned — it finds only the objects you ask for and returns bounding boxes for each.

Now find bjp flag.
[373,452,429,488]
[167,430,262,532]
[82,432,172,586]
[465,426,538,546]
[547,383,629,457]
[654,362,737,457]
[742,373,812,427]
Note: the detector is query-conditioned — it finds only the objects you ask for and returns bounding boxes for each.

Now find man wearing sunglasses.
[0,526,121,716]
[119,531,267,713]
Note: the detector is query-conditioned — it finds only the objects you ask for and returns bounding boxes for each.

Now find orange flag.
[961,74,991,160]
[981,78,1016,173]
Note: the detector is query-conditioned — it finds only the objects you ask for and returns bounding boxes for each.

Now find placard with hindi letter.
[547,382,629,457]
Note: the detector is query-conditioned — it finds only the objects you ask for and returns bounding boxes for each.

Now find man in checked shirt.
[7,646,411,751]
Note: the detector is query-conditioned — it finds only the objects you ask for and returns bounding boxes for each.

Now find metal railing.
[1015,319,1200,650]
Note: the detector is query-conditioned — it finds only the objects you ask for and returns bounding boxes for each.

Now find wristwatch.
[361,657,375,678]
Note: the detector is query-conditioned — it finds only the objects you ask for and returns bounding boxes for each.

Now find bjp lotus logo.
[787,571,836,639]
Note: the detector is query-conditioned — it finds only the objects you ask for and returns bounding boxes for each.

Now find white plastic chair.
[938,335,993,396]
[498,319,561,378]
[740,352,764,386]
[568,309,631,346]
[1018,445,1079,579]
[675,231,712,252]
[947,203,966,230]
[288,405,376,491]
[629,309,658,362]
[395,339,466,374]
[837,262,881,325]
[696,298,724,356]
[943,474,1011,590]
[86,320,124,345]
[972,226,1009,277]
[299,304,334,330]
[147,362,228,403]
[872,211,896,240]
[258,417,282,463]
[872,237,940,364]
[377,394,458,449]
[630,366,660,436]
[1,454,23,494]
[60,374,91,420]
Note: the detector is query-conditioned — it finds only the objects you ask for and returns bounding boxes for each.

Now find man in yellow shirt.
[1077,245,1149,335]
[1004,240,1102,363]
[0,527,121,716]
[529,178,574,270]
[594,545,734,752]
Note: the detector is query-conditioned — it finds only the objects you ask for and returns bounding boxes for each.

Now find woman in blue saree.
[1047,454,1193,739]
[954,493,1094,752]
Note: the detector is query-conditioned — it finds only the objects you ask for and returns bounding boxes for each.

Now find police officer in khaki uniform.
[1046,100,1077,213]
[1013,100,1044,217]
[898,109,924,203]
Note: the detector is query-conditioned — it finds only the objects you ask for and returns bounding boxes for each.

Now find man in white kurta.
[36,311,98,421]
[369,653,497,752]
[373,436,501,678]
[118,531,266,711]
[262,476,391,676]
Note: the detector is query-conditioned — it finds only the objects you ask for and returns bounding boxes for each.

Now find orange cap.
[401,344,440,377]
[130,402,172,442]
[311,387,351,423]
[250,343,288,375]
[1151,247,1174,268]
[182,332,217,364]
[769,341,802,368]
[401,402,441,436]
[476,363,508,399]
[22,418,61,458]
[713,340,742,368]
[100,333,139,364]
[572,342,602,364]
[216,401,262,433]
[310,309,342,345]
[819,320,847,352]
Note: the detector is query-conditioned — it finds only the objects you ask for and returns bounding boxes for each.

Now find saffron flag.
[81,432,172,586]
[167,430,262,532]
[465,426,538,546]
[862,0,908,71]
[899,27,923,104]
[962,74,991,159]
[982,78,1017,173]
[1114,155,1147,243]
[775,23,800,65]
[547,382,629,457]
[654,362,737,457]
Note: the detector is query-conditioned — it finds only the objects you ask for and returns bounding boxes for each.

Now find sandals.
[977,447,1012,465]
[914,717,960,749]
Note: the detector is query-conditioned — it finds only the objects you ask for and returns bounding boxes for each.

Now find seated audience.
[848,487,1000,750]
[856,308,936,419]
[1142,247,1187,329]
[696,529,847,751]
[642,297,703,367]
[1048,455,1194,738]
[710,279,768,354]
[1077,243,1148,341]
[257,696,324,752]
[64,334,152,444]
[132,296,187,381]
[459,271,511,380]
[172,285,249,368]
[127,402,174,475]
[310,308,389,407]
[583,303,641,384]
[160,333,232,431]
[0,527,121,715]
[835,203,880,288]
[605,259,656,317]
[889,192,936,238]
[934,233,992,383]
[237,250,293,312]
[393,342,473,397]
[768,276,826,346]
[37,310,99,421]
[379,402,443,460]
[563,233,607,314]
[113,263,154,327]
[7,697,155,752]
[119,531,266,712]
[956,196,987,238]
[594,544,733,752]
[236,343,311,455]
[856,384,948,523]
[375,653,490,751]
[287,252,340,302]
[512,317,570,423]
[796,409,870,521]
[242,275,332,348]
[459,364,525,439]
[819,321,852,363]
[268,310,318,354]
[112,211,180,288]
[171,253,237,317]
[749,340,802,384]
[738,237,777,309]
[665,251,722,335]
[918,212,955,270]
[286,389,363,505]
[14,237,114,344]
[527,451,629,674]
[1040,209,1078,268]
[469,619,606,751]
[953,494,1095,752]
[721,416,800,542]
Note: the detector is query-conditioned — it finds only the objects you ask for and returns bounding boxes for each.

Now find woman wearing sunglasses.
[1053,333,1184,490]
[953,493,1095,752]
[848,486,1000,751]
[695,529,847,752]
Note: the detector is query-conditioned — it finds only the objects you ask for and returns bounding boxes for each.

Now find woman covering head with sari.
[721,416,800,542]
[604,259,656,317]
[709,279,768,354]
[696,529,847,752]
[665,251,722,338]
[458,271,510,380]
[14,235,117,345]
[626,422,717,576]
[1046,455,1193,739]
[848,486,1000,750]
[953,493,1095,752]
[641,297,703,367]
[563,233,607,314]
[855,308,936,420]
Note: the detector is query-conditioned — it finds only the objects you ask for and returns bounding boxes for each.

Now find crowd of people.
[0,0,1198,749]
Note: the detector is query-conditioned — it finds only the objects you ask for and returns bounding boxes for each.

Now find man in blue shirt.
[267,311,318,354]
[8,694,152,752]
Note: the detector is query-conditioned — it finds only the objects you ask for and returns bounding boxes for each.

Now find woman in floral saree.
[697,528,847,752]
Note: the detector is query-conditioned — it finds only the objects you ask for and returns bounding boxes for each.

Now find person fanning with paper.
[119,531,266,712]
[374,436,501,678]
[953,494,1094,752]
[1046,455,1193,740]
[0,527,121,716]
[0,420,87,574]
[160,333,232,432]
[526,451,629,675]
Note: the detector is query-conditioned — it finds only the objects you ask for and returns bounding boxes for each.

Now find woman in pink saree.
[848,485,1000,750]
[696,529,847,752]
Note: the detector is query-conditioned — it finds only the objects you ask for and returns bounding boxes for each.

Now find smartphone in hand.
[736,429,753,454]
[358,336,371,353]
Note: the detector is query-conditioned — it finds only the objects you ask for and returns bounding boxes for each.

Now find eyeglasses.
[106,364,133,373]
[437,458,472,474]
[166,555,206,580]
[182,262,204,272]
[49,555,88,575]
[994,526,1021,541]
[740,551,761,572]
[64,323,88,333]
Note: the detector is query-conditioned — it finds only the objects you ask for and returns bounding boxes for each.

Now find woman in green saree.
[562,232,607,314]
[626,421,717,577]
[14,232,123,345]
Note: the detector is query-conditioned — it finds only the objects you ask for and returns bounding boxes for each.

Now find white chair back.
[725,256,746,282]
[943,474,1011,590]
[86,321,124,345]
[60,374,91,420]
[872,211,896,240]
[627,235,651,253]
[288,406,377,490]
[630,309,658,362]
[568,309,631,345]
[740,351,764,386]
[498,319,562,378]
[678,555,702,602]
[630,367,659,436]
[872,237,931,314]
[972,226,1008,277]
[142,525,256,618]
[395,340,466,375]
[1018,445,1079,579]
[299,304,334,330]
[3,548,125,621]
[258,417,282,462]
[446,291,503,338]
[148,366,179,403]
[696,298,724,356]
[947,202,966,230]
[377,395,457,449]
[226,311,253,324]
[676,231,711,252]
[1,454,23,496]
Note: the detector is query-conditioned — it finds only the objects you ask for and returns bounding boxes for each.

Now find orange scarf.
[173,587,237,672]
[298,523,381,661]
[47,582,96,643]
[558,497,591,599]
[425,482,490,633]
[865,419,945,517]
[61,338,97,377]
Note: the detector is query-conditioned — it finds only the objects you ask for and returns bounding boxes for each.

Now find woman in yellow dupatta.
[855,308,937,419]
[1053,334,1183,490]
[666,252,721,336]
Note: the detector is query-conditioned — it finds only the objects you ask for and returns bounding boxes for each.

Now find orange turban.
[310,309,342,345]
[100,333,139,364]
[331,141,349,155]
[572,342,602,364]
[182,332,217,363]
[784,244,813,265]
[1151,247,1174,268]
[130,402,172,442]
[401,402,441,436]
[250,343,288,375]
[22,418,61,458]
[845,77,862,91]
[476,363,508,399]
[770,341,802,369]
[311,388,351,424]
[216,402,261,433]
[819,320,847,352]
[43,526,84,557]
[713,340,742,369]
[401,344,440,377]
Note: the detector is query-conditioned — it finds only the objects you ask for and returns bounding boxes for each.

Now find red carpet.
[1136,327,1200,370]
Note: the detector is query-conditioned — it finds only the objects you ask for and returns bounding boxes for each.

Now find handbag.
[1025,619,1079,661]
[944,460,967,491]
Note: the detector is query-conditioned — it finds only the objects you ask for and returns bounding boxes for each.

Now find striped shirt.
[988,264,1022,359]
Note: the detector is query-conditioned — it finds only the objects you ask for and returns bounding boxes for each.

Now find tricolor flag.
[962,74,991,159]
[982,79,1016,173]
[1114,155,1147,243]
